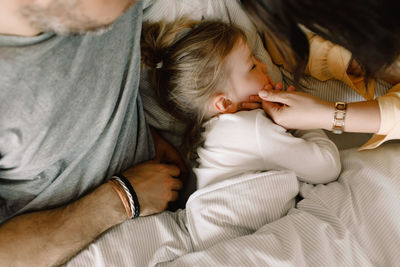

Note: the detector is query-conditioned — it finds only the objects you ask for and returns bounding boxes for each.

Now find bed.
[66,1,400,266]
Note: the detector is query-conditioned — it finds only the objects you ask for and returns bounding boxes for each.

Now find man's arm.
[0,159,183,266]
[0,182,126,266]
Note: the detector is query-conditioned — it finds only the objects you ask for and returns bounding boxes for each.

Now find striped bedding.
[67,144,400,266]
[67,0,399,266]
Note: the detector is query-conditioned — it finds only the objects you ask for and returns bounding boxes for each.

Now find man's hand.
[123,161,183,216]
[122,128,186,216]
[0,129,186,266]
[150,127,187,180]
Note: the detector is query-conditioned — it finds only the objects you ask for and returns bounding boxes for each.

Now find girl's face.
[225,38,273,105]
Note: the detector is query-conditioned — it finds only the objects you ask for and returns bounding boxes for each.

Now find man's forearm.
[0,182,126,266]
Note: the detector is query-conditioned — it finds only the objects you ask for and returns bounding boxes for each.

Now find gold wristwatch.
[332,102,347,134]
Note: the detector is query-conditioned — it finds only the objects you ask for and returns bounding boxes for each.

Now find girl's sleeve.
[255,113,341,184]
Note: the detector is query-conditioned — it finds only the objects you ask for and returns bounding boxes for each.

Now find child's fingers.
[267,75,275,87]
[287,85,295,92]
[239,102,261,110]
[275,82,283,91]
[263,84,273,91]
[248,95,262,102]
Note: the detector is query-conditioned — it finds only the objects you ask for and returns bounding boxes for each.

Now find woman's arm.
[259,31,400,148]
[256,90,381,134]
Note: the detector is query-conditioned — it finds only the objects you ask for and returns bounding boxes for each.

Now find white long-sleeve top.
[194,109,341,189]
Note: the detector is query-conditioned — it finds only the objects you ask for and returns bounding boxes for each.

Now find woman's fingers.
[261,101,285,121]
[259,90,292,105]
[241,84,295,111]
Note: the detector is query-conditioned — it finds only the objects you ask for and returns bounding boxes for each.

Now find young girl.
[141,18,341,189]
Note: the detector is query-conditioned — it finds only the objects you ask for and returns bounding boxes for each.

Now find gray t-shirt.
[0,2,154,223]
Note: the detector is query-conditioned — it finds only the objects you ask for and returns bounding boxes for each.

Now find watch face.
[335,102,347,110]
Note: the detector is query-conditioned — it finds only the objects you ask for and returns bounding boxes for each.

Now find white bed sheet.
[67,0,399,266]
[67,144,400,266]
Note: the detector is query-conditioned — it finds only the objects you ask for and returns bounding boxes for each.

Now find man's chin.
[51,22,114,36]
[20,5,114,35]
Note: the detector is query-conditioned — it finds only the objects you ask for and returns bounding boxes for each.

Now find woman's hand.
[239,82,294,111]
[255,90,334,130]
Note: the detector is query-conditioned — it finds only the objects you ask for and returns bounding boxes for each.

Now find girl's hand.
[257,90,334,130]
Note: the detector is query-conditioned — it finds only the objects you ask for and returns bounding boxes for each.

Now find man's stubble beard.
[20,0,113,35]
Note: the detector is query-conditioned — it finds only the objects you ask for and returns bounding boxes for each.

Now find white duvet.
[67,0,400,266]
[67,144,400,266]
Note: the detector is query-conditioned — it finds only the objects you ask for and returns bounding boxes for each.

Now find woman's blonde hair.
[141,17,246,160]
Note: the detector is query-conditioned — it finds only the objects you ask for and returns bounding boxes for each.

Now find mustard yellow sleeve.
[265,30,353,82]
[265,31,375,100]
[264,30,353,78]
[360,84,400,150]
[305,33,352,82]
[305,33,376,100]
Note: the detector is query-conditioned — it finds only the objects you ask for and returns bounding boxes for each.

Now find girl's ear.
[213,93,234,113]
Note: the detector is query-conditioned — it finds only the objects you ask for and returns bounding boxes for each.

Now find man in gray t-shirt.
[0,0,184,265]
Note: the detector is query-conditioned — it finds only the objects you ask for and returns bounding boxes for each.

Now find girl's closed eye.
[250,55,258,71]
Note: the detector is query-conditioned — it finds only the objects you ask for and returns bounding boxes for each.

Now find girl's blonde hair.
[141,17,246,160]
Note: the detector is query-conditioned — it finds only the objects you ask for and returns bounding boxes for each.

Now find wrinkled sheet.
[67,0,400,266]
[67,144,400,266]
